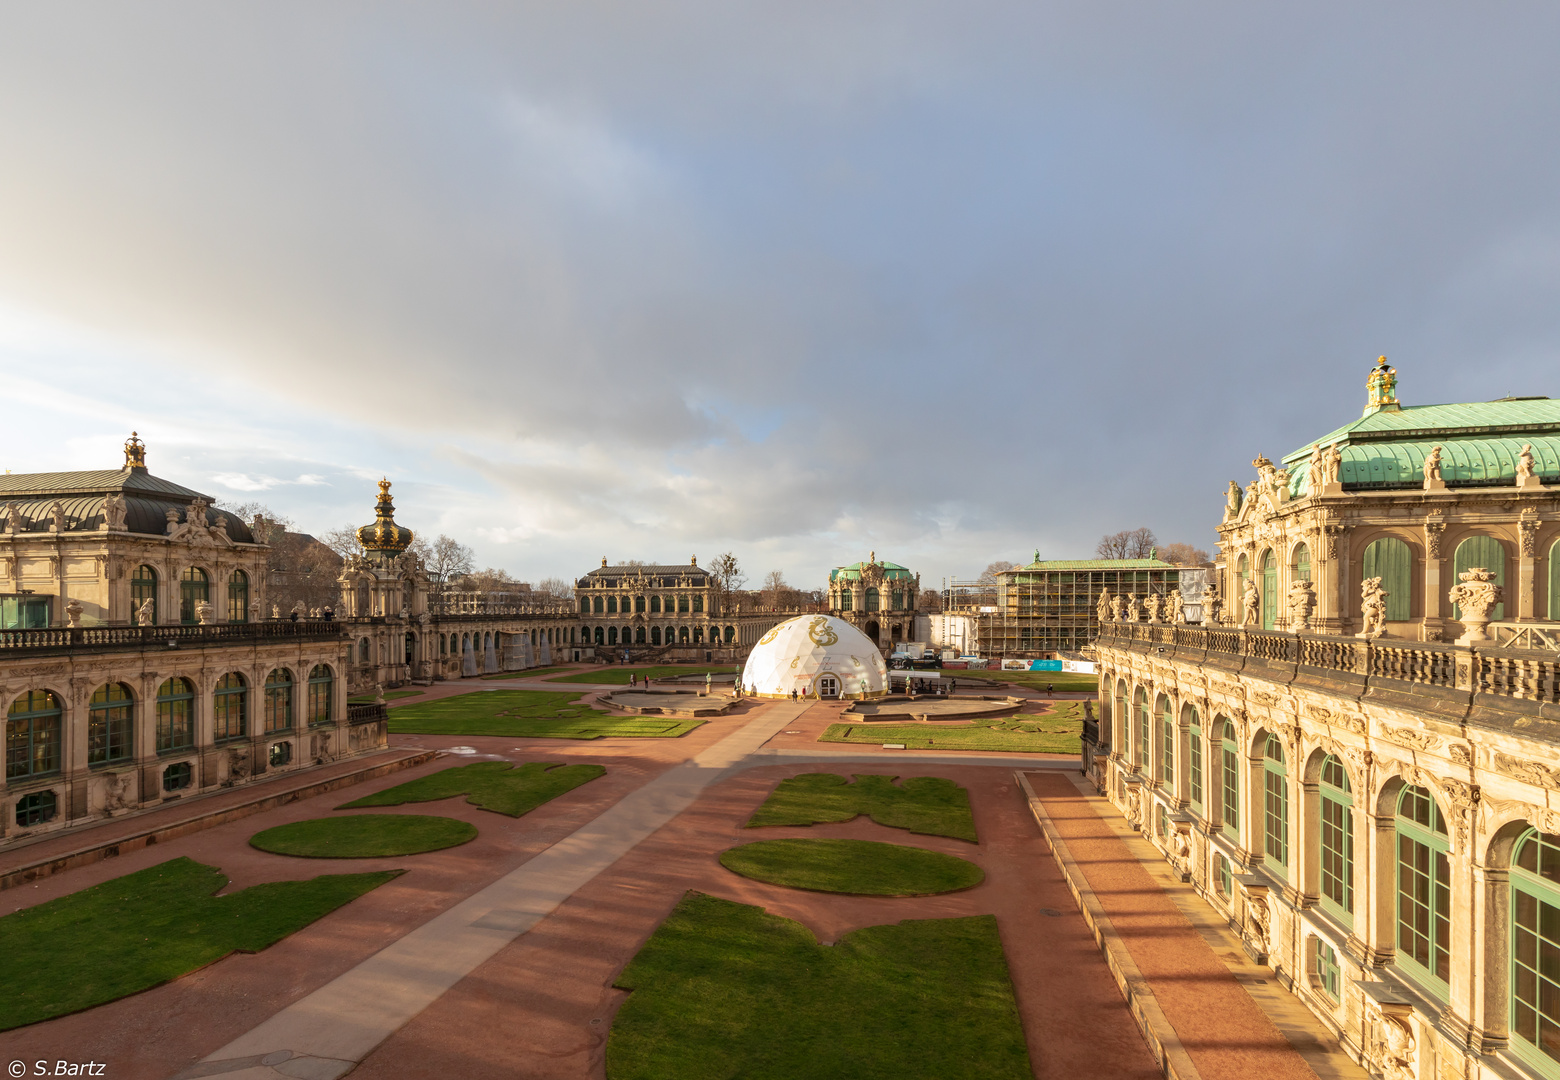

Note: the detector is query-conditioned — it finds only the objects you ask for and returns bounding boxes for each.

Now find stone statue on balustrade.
[1286,579,1315,632]
[101,493,128,531]
[48,501,66,533]
[1448,566,1502,645]
[1,503,19,534]
[1202,581,1222,625]
[1422,445,1444,490]
[1109,595,1125,622]
[1224,481,1242,520]
[136,598,155,627]
[1242,580,1260,627]
[1097,589,1111,623]
[195,600,214,625]
[1169,591,1186,624]
[1305,444,1325,494]
[1322,442,1342,486]
[1358,577,1389,639]
[1144,594,1162,624]
[1125,596,1140,622]
[1517,443,1542,489]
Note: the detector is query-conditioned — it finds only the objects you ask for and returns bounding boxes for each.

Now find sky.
[2,3,1559,588]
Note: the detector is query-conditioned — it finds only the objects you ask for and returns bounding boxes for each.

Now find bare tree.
[217,501,343,614]
[708,552,747,615]
[422,535,476,584]
[977,560,1015,585]
[452,567,523,594]
[760,569,796,609]
[317,526,362,560]
[1158,542,1213,567]
[917,588,943,612]
[536,576,575,602]
[1096,528,1159,560]
[615,559,649,566]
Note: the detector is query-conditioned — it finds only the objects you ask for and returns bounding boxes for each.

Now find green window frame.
[866,588,880,612]
[1453,535,1506,621]
[678,595,690,613]
[132,564,158,625]
[1159,696,1175,786]
[1264,734,1288,872]
[264,668,294,734]
[1549,540,1560,620]
[1512,829,1560,1076]
[1293,543,1312,582]
[1362,537,1413,621]
[1319,755,1354,923]
[7,690,62,779]
[1315,937,1341,1002]
[308,665,333,726]
[214,673,247,741]
[1115,681,1128,754]
[15,790,57,827]
[163,761,193,791]
[88,683,134,765]
[227,570,249,623]
[592,596,603,614]
[1396,785,1451,996]
[1236,555,1250,624]
[1188,710,1203,813]
[179,566,210,625]
[692,595,704,613]
[1220,721,1240,833]
[1216,852,1233,898]
[891,590,903,610]
[156,678,195,753]
[1260,549,1278,630]
[1136,689,1150,770]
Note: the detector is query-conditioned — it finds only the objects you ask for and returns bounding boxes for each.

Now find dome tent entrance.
[740,615,888,700]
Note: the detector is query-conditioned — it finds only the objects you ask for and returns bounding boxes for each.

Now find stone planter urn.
[1448,567,1502,645]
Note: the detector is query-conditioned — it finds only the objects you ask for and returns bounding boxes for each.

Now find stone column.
[1470,863,1510,1052]
[1518,511,1539,621]
[1362,811,1398,967]
[1423,518,1446,641]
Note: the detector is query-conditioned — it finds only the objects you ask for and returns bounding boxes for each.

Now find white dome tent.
[741,614,889,700]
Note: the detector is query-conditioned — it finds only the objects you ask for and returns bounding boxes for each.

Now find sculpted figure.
[1242,579,1260,626]
[195,599,214,625]
[102,493,128,530]
[135,597,155,626]
[1202,581,1222,625]
[1422,444,1443,483]
[49,501,65,533]
[1224,481,1242,518]
[103,772,134,814]
[249,600,261,621]
[1518,443,1538,479]
[1169,591,1186,624]
[1380,1016,1416,1080]
[1322,442,1342,485]
[1248,896,1271,951]
[1097,589,1111,623]
[1306,444,1325,493]
[209,514,228,542]
[1449,566,1502,643]
[1,502,19,533]
[1125,596,1140,622]
[1144,593,1162,623]
[271,603,282,619]
[1359,577,1389,638]
[1286,579,1315,631]
[165,508,181,535]
[65,598,83,627]
[1109,595,1125,621]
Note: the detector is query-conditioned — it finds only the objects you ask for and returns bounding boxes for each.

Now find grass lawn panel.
[719,838,983,896]
[340,760,605,817]
[386,689,705,739]
[480,666,573,680]
[950,669,1098,694]
[608,891,1030,1080]
[746,772,977,842]
[819,703,1084,754]
[347,689,423,703]
[0,856,398,1031]
[545,664,740,685]
[250,814,476,857]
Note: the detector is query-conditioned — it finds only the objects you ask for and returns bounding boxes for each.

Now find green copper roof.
[1009,558,1177,571]
[830,560,914,582]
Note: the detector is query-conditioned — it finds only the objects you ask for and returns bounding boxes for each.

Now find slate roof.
[0,467,209,500]
[829,561,914,582]
[0,466,253,542]
[1009,559,1178,572]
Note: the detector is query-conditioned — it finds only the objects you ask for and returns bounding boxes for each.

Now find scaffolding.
[945,560,1183,658]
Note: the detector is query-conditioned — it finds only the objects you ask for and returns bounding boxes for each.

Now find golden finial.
[124,432,146,469]
[1365,355,1399,415]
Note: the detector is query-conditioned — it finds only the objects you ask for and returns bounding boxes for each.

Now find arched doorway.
[866,620,880,641]
[818,674,839,698]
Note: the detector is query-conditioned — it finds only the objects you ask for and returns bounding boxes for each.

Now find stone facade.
[1089,366,1560,1080]
[826,554,919,652]
[574,558,787,660]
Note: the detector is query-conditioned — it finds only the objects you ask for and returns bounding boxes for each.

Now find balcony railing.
[1094,621,1560,705]
[0,619,346,655]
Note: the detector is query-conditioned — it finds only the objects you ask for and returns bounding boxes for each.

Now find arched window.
[1319,755,1354,922]
[593,627,604,645]
[608,627,619,646]
[891,590,903,610]
[308,665,333,726]
[264,669,294,734]
[1220,720,1240,832]
[439,635,447,656]
[88,683,134,765]
[635,596,645,613]
[359,638,371,663]
[227,570,249,623]
[1159,696,1175,786]
[179,567,210,624]
[679,626,689,643]
[725,625,735,642]
[132,565,158,624]
[1511,829,1560,1074]
[592,596,604,614]
[1115,680,1128,754]
[693,626,704,644]
[1134,688,1149,768]
[1396,785,1450,993]
[1263,734,1288,871]
[635,627,645,644]
[840,590,854,612]
[1236,555,1250,623]
[579,596,589,614]
[651,626,661,645]
[1260,550,1278,631]
[214,673,247,741]
[156,677,195,752]
[678,595,690,614]
[1549,540,1560,620]
[607,596,618,614]
[7,690,62,778]
[462,633,471,651]
[1454,535,1506,621]
[1293,543,1311,583]
[692,595,704,613]
[1186,706,1203,813]
[650,595,662,614]
[1362,536,1413,621]
[866,588,881,612]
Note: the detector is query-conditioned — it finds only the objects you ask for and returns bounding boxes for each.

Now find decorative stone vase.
[1448,567,1502,645]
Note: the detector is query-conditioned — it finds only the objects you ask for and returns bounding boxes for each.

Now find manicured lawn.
[608,892,1031,1080]
[546,665,740,685]
[746,773,977,842]
[0,857,398,1031]
[481,666,573,680]
[720,838,983,896]
[250,814,477,857]
[819,702,1084,754]
[340,760,605,817]
[950,669,1098,694]
[348,689,423,703]
[386,690,706,739]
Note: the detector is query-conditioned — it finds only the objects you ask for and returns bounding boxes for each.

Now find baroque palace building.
[573,558,788,660]
[1088,360,1560,1080]
[826,554,919,652]
[0,436,380,845]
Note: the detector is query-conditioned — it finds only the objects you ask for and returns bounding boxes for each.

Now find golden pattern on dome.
[355,478,414,553]
[806,616,839,647]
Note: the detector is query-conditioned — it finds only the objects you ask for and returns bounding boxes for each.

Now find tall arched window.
[592,596,603,614]
[360,638,372,663]
[88,683,134,765]
[264,669,294,734]
[579,596,590,614]
[593,627,604,645]
[1549,540,1560,620]
[1260,550,1278,631]
[1362,536,1413,621]
[1293,543,1311,583]
[7,690,62,779]
[1397,785,1450,994]
[1511,828,1560,1074]
[1263,734,1288,871]
[679,626,689,643]
[1115,680,1128,755]
[1186,706,1203,813]
[1319,755,1354,923]
[866,588,881,612]
[1134,688,1149,769]
[1454,535,1507,621]
[214,673,247,741]
[1159,696,1175,786]
[678,595,690,613]
[840,590,854,611]
[179,567,210,624]
[635,596,646,613]
[608,627,619,646]
[1220,720,1240,832]
[1236,554,1250,623]
[227,570,249,622]
[891,590,904,610]
[692,595,704,613]
[607,596,618,614]
[308,665,333,726]
[636,627,646,644]
[132,565,158,625]
[156,677,195,752]
[650,595,662,613]
[651,626,662,645]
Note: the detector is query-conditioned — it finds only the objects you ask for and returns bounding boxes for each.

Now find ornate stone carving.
[1286,579,1315,631]
[1520,508,1541,557]
[1098,589,1112,623]
[1251,690,1281,707]
[1381,725,1439,751]
[1517,443,1538,480]
[1144,594,1163,624]
[195,600,214,625]
[102,772,135,814]
[48,501,65,533]
[65,599,82,628]
[1495,753,1560,790]
[1,502,19,533]
[1109,595,1125,621]
[101,493,128,531]
[1242,580,1260,626]
[1358,576,1389,638]
[1435,778,1480,851]
[1364,1003,1416,1080]
[1322,442,1342,485]
[1224,480,1243,521]
[1125,596,1140,622]
[1202,580,1222,625]
[1424,510,1445,559]
[1449,567,1502,644]
[1306,444,1325,494]
[271,603,282,619]
[1422,444,1443,487]
[1448,743,1473,767]
[135,598,155,627]
[225,746,251,786]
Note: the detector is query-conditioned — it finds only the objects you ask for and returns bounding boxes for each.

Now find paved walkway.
[179,704,809,1080]
[1025,772,1365,1080]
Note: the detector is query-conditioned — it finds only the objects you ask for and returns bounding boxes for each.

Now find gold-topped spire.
[1365,355,1400,416]
[124,432,146,469]
[355,478,414,554]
